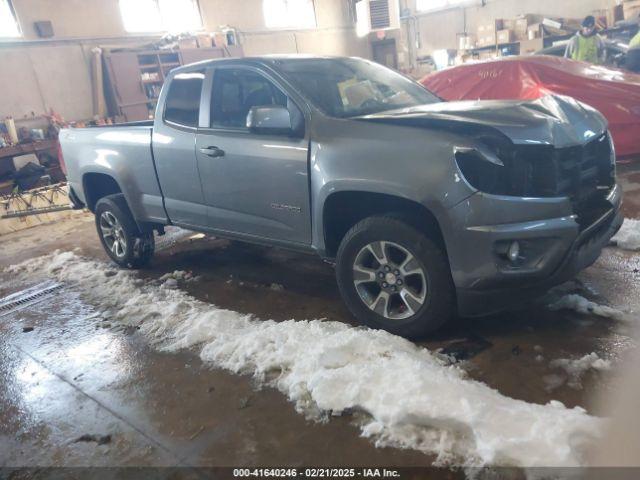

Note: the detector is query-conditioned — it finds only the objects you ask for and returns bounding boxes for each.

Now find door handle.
[200,146,225,158]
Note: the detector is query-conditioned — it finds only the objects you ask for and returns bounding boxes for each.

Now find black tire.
[94,194,155,269]
[336,216,454,339]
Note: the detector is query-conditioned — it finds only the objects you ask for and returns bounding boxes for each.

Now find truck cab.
[152,61,313,247]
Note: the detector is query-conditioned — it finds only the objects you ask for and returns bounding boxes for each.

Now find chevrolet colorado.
[60,56,623,338]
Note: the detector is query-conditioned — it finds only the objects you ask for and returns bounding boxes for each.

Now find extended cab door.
[195,65,311,244]
[152,70,208,228]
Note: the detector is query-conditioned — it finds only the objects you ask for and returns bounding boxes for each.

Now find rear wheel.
[336,216,454,339]
[95,194,154,269]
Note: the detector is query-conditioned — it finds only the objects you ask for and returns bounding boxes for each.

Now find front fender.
[308,117,476,254]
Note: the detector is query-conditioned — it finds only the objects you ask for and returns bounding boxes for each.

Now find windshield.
[274,57,441,118]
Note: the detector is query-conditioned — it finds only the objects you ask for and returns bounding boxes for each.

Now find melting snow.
[611,218,640,252]
[548,294,629,322]
[548,353,612,391]
[6,251,604,468]
[157,270,200,289]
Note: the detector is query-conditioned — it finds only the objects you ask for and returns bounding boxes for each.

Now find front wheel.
[95,194,155,269]
[336,216,455,339]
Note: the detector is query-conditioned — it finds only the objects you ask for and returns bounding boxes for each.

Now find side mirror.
[246,106,292,135]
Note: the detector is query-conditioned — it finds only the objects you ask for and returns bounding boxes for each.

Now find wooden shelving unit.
[103,46,243,122]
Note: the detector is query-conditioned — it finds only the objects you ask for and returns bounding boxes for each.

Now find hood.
[357,95,608,148]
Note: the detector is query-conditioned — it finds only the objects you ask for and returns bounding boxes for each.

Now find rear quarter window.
[164,72,205,128]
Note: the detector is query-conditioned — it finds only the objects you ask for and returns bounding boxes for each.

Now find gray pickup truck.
[60,55,623,338]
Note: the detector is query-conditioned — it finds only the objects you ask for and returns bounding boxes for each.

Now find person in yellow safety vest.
[628,18,640,73]
[565,16,606,64]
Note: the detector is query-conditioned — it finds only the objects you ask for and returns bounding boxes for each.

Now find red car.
[421,56,640,159]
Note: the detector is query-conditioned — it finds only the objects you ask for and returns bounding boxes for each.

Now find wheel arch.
[82,172,123,212]
[321,190,448,259]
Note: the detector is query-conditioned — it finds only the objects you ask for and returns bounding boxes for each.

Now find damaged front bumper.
[448,184,623,317]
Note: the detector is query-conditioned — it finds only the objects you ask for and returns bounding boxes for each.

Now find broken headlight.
[455,132,614,198]
[454,146,510,196]
[453,133,517,196]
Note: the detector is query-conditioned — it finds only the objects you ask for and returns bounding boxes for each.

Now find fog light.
[507,241,520,263]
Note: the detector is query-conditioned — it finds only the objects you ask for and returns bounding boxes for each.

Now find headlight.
[454,145,511,196]
[455,131,615,199]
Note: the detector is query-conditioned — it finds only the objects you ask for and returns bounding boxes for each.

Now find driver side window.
[210,69,287,128]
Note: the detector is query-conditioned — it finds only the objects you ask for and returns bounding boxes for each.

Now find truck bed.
[59,124,168,225]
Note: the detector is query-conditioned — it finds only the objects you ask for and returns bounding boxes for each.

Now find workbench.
[0,139,60,195]
[0,139,57,160]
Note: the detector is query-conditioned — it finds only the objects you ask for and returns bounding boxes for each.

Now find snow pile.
[6,251,604,468]
[158,270,199,288]
[549,353,612,390]
[159,270,190,282]
[611,218,640,252]
[548,294,629,322]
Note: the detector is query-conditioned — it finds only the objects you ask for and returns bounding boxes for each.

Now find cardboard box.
[540,17,571,36]
[501,19,516,31]
[542,18,562,30]
[517,14,538,24]
[477,35,496,47]
[496,29,514,44]
[527,23,542,40]
[514,14,543,39]
[515,19,529,39]
[562,18,583,32]
[212,32,227,47]
[196,33,213,48]
[477,19,503,37]
[476,20,505,47]
[178,37,198,49]
[519,38,545,55]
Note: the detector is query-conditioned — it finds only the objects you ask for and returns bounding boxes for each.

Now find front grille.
[507,133,615,230]
[510,133,614,201]
[554,133,613,201]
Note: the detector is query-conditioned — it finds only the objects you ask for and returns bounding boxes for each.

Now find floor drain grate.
[0,282,63,317]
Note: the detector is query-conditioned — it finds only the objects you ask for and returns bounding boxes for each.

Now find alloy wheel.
[352,241,428,320]
[99,211,127,258]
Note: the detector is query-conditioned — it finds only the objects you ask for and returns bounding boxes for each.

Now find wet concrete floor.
[0,165,639,470]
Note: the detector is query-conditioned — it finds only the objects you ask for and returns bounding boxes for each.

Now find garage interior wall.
[398,0,618,68]
[0,0,622,122]
[0,0,370,121]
